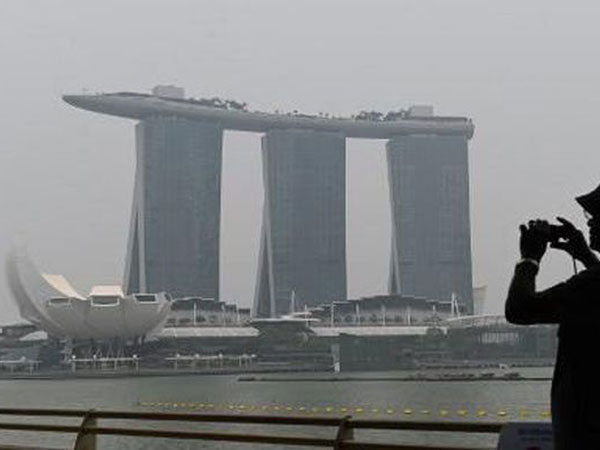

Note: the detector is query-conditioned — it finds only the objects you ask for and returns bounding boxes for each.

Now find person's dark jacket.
[506,262,600,449]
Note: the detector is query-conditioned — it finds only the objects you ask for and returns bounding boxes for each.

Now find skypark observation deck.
[63,89,475,318]
[62,93,473,139]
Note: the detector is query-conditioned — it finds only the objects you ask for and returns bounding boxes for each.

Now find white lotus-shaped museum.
[6,248,171,340]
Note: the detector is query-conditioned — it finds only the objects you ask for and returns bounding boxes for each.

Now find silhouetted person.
[506,184,600,449]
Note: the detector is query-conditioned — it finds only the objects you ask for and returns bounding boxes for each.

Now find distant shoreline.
[238,375,552,383]
[0,362,553,382]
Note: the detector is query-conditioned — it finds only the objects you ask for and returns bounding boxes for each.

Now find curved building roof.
[63,93,474,139]
[5,248,171,340]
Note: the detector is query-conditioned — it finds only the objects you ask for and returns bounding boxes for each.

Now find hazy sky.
[2,1,600,325]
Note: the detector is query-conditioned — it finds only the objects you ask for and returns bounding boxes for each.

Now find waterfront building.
[6,248,170,340]
[166,297,251,327]
[124,116,222,299]
[254,130,347,317]
[63,89,475,316]
[445,315,558,362]
[387,122,473,313]
[308,294,456,327]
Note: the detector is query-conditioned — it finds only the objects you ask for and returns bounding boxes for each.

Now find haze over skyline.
[2,0,600,324]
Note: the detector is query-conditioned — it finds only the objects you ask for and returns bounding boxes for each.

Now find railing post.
[73,409,97,450]
[334,415,354,449]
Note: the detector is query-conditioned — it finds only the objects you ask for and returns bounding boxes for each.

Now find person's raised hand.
[550,216,599,267]
[519,219,548,262]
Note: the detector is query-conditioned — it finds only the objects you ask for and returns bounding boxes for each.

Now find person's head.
[576,184,600,251]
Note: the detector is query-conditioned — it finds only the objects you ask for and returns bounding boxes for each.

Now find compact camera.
[532,222,569,244]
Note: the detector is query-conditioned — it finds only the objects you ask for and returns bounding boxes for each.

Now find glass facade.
[123,116,222,299]
[254,130,347,317]
[387,135,473,313]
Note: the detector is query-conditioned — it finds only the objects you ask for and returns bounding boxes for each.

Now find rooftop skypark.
[63,90,474,139]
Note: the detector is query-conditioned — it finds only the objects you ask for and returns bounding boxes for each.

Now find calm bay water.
[0,367,553,449]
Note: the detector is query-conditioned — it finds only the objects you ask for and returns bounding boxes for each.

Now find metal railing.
[0,407,504,450]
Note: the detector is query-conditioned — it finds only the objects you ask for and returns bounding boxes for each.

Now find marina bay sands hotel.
[63,86,475,317]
